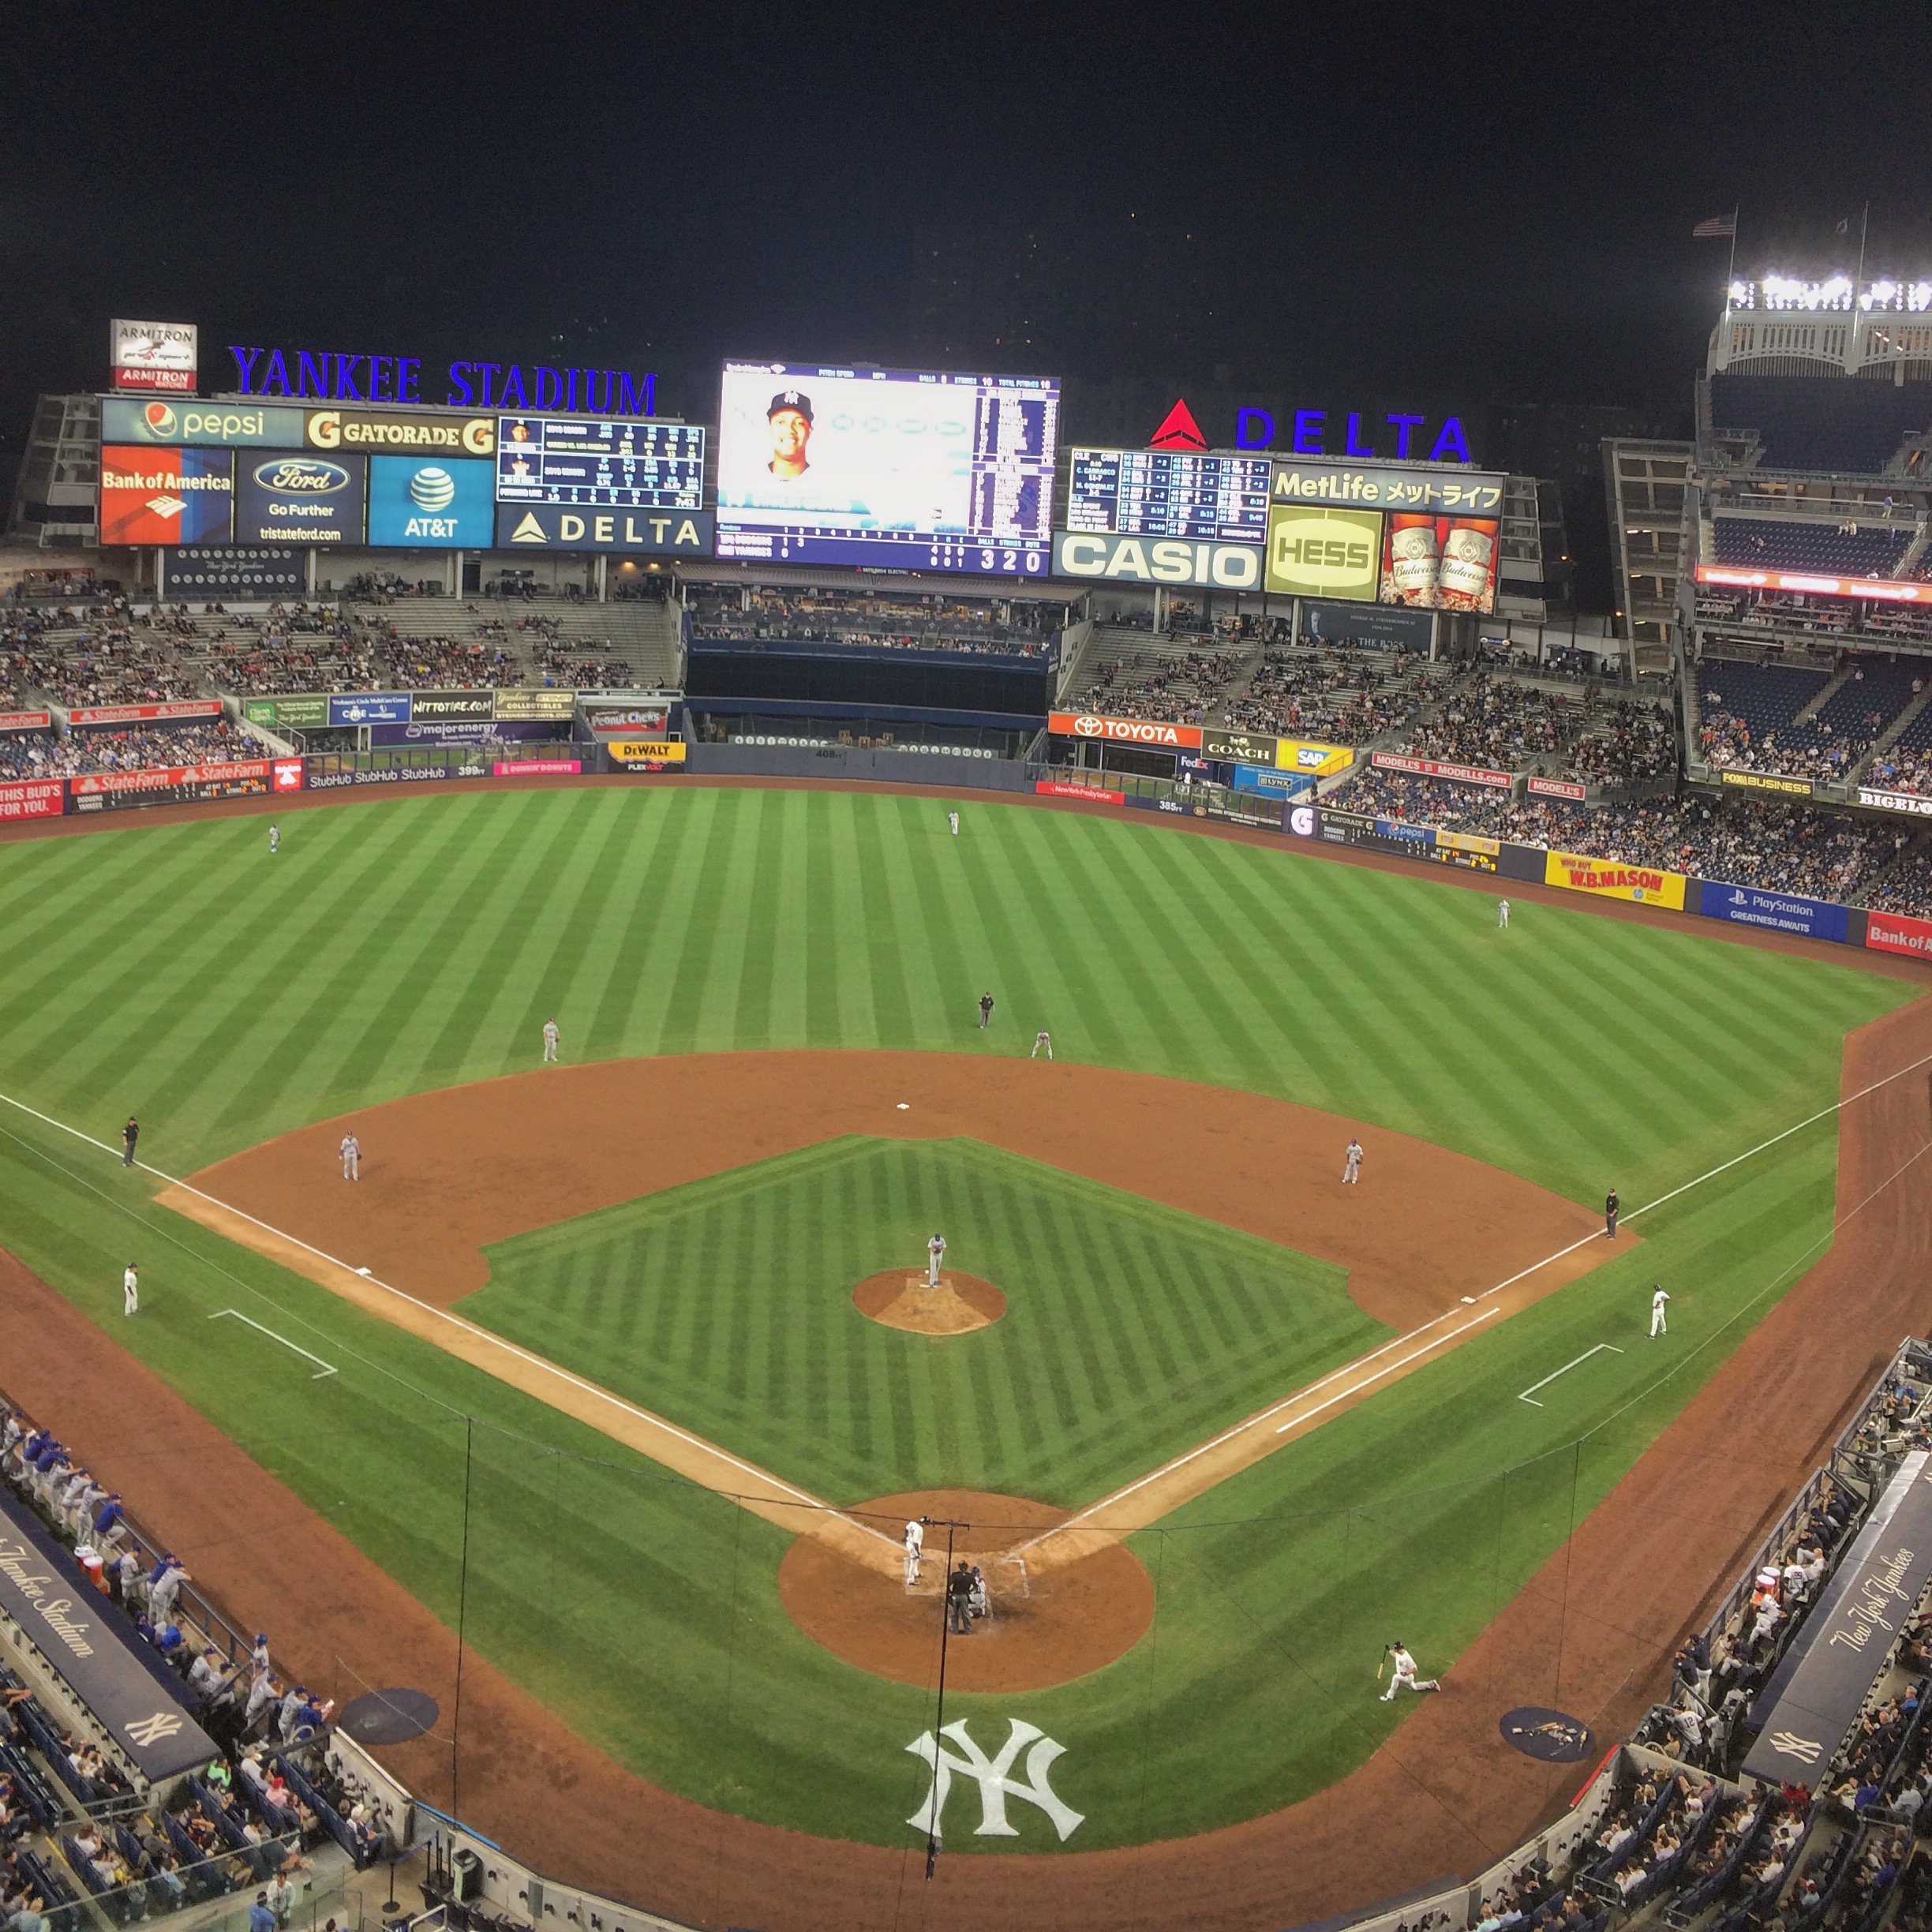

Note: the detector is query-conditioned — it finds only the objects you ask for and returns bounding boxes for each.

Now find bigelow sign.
[1046,710,1204,750]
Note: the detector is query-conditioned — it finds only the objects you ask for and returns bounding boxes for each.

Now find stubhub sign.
[367,456,494,547]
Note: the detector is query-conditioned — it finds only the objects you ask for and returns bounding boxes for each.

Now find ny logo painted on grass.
[906,1718,1084,1840]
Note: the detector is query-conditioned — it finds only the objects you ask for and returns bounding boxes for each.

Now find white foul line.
[208,1308,338,1379]
[7,1041,1930,1557]
[0,1089,899,1552]
[1517,1342,1622,1408]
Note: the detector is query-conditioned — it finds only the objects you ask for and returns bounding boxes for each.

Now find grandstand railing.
[2,1380,257,1677]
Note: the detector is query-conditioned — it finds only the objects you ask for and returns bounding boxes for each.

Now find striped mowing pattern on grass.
[467,1136,1383,1507]
[0,784,1915,1852]
[0,786,1901,1208]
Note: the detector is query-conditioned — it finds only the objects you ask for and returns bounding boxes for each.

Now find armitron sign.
[1046,711,1204,750]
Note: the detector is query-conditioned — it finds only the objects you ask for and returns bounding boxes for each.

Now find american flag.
[1692,214,1737,238]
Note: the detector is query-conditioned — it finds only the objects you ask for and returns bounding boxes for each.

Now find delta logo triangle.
[509,511,548,544]
[1148,399,1208,452]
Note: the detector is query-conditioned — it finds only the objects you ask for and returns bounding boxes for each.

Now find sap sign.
[1234,407,1473,462]
[493,503,715,554]
[1052,530,1261,588]
[368,457,495,547]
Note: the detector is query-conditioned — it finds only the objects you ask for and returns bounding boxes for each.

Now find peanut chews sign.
[0,1486,218,1780]
[1743,1451,1932,1784]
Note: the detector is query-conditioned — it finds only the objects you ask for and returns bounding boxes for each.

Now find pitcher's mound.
[781,1489,1152,1690]
[852,1271,1005,1335]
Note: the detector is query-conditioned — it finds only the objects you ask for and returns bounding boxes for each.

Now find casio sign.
[253,458,350,492]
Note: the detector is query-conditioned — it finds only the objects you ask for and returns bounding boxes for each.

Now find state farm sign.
[1047,710,1204,750]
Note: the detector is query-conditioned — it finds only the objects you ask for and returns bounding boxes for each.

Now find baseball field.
[0,781,1922,1922]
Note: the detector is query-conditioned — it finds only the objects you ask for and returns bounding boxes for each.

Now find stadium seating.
[1712,517,1916,578]
[1709,375,1932,474]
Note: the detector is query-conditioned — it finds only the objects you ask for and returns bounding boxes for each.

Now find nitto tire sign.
[1051,530,1261,587]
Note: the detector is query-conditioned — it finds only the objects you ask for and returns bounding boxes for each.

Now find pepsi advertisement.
[367,455,494,547]
[234,450,367,545]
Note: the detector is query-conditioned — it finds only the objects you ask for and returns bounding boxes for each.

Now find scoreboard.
[1066,447,1272,544]
[496,417,706,508]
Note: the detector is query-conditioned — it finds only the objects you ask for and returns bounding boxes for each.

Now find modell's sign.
[111,319,197,393]
[1046,710,1204,751]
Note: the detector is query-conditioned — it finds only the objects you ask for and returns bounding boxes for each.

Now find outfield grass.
[468,1135,1383,1506]
[0,785,1915,1850]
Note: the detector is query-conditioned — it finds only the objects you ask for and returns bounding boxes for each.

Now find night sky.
[2,3,1926,455]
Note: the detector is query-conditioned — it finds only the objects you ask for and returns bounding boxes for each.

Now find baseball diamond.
[0,776,1927,1932]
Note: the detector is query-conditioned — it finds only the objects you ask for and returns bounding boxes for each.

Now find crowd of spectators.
[0,721,256,781]
[1564,698,1678,784]
[1218,646,1444,743]
[1330,769,1923,907]
[691,586,1051,657]
[2,607,200,710]
[1099,648,1245,725]
[0,1402,393,1930]
[1397,673,1573,769]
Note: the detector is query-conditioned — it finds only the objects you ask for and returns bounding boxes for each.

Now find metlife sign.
[1051,530,1262,588]
[492,503,714,555]
[367,456,495,547]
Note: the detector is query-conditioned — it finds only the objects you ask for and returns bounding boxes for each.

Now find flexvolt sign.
[1052,531,1261,587]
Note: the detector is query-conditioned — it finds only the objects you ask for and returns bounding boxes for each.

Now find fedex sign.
[1234,407,1473,463]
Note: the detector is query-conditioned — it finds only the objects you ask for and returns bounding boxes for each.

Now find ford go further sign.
[235,450,367,545]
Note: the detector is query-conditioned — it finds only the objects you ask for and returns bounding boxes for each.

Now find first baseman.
[1342,1137,1364,1185]
[339,1132,361,1181]
[1381,1642,1440,1699]
[122,1262,139,1317]
[542,1018,560,1063]
[903,1518,924,1586]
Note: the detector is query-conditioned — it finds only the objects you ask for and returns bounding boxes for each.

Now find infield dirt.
[3,995,1930,1928]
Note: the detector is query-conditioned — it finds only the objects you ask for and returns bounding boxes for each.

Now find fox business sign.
[1051,530,1261,589]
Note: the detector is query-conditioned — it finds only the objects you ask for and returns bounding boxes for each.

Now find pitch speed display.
[496,417,706,509]
[1067,448,1273,544]
[714,361,1060,574]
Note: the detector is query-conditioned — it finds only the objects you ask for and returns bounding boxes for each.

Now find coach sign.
[1745,1452,1932,1784]
[0,1488,217,1781]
